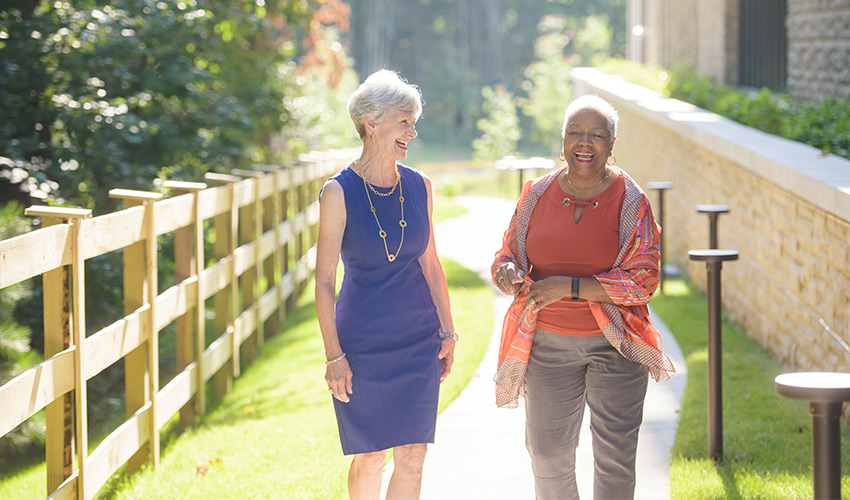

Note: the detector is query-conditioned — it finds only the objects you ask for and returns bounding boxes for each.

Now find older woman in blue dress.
[315,70,457,500]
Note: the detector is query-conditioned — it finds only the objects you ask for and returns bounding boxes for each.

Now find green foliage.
[784,97,850,159]
[598,58,671,94]
[519,14,614,152]
[346,0,626,149]
[0,0,349,212]
[601,59,850,161]
[472,85,520,161]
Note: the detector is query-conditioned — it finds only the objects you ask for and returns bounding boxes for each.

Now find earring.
[607,154,617,166]
[558,151,566,162]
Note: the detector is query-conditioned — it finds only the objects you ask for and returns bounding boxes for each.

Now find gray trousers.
[525,330,649,500]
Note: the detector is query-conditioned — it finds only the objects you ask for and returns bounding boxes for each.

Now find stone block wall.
[787,0,850,100]
[572,68,850,375]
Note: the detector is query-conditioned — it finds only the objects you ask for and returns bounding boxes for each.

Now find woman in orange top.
[492,94,675,500]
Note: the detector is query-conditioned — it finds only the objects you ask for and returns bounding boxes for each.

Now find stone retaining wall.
[787,0,850,100]
[571,67,850,374]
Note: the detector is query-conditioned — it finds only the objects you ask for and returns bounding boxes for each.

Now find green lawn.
[48,255,489,500]
[652,278,850,500]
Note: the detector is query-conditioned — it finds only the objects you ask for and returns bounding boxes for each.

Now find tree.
[520,14,614,152]
[472,84,520,161]
[0,0,352,213]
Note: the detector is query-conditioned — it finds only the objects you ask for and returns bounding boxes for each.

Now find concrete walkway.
[382,196,688,500]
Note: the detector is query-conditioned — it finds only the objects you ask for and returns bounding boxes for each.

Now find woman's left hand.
[526,276,571,313]
[438,338,456,383]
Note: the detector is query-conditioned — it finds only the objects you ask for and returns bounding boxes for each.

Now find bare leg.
[386,443,428,500]
[349,450,387,500]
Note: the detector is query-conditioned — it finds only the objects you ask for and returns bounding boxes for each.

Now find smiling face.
[562,108,614,176]
[368,108,418,162]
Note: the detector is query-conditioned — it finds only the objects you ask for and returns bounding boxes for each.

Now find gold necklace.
[353,159,400,197]
[353,161,405,262]
[565,167,609,193]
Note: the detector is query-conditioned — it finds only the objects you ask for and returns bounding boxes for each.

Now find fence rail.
[0,149,353,500]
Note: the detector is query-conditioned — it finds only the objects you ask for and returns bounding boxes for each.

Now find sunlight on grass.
[652,277,850,500]
[90,257,492,499]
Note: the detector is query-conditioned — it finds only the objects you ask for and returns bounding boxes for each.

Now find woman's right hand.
[325,358,353,403]
[494,262,525,296]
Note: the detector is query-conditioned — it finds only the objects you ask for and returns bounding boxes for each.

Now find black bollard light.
[696,204,730,249]
[648,181,674,293]
[776,372,850,500]
[688,249,739,461]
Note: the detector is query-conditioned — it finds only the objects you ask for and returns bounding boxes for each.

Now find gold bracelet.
[325,353,346,365]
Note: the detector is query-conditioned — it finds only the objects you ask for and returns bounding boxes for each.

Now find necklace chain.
[353,159,400,197]
[565,167,609,193]
[353,160,405,262]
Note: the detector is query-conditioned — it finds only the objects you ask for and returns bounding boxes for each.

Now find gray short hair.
[348,70,423,139]
[561,94,619,140]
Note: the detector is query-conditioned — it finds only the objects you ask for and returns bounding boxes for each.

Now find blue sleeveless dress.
[329,164,441,455]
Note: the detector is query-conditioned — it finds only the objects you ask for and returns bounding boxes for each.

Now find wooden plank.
[305,201,320,225]
[277,219,293,247]
[235,308,257,346]
[197,185,231,220]
[24,206,91,218]
[83,307,148,381]
[162,180,206,191]
[84,404,150,500]
[257,176,275,200]
[258,231,276,263]
[78,207,145,260]
[154,277,196,331]
[0,224,70,288]
[233,180,255,209]
[46,473,77,500]
[43,255,73,491]
[258,287,278,324]
[202,330,233,381]
[279,272,295,303]
[69,211,89,500]
[276,168,291,191]
[199,258,231,301]
[232,245,252,279]
[108,189,162,201]
[155,364,197,429]
[0,350,75,437]
[153,196,194,236]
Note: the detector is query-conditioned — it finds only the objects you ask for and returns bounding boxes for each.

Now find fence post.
[233,169,266,357]
[24,207,91,497]
[162,181,207,424]
[109,189,163,469]
[205,173,242,391]
[253,164,286,333]
[688,248,739,461]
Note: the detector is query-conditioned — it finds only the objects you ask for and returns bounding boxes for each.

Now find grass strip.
[652,278,850,500]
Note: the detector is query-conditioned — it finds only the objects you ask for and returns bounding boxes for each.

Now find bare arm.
[417,174,456,382]
[314,179,353,402]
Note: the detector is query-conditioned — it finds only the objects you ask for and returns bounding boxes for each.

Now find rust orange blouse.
[526,173,625,336]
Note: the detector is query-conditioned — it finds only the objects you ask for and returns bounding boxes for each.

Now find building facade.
[626,0,850,101]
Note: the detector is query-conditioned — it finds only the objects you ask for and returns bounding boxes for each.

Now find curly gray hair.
[348,70,423,139]
[561,94,619,140]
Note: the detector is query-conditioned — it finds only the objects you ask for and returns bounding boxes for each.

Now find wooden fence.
[0,150,353,500]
